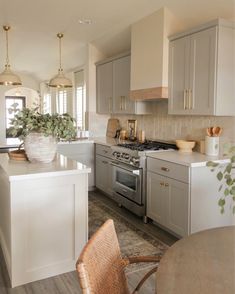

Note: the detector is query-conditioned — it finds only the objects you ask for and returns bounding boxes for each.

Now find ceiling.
[0,0,234,83]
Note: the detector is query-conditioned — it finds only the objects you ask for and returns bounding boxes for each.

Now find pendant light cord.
[4,26,10,66]
[57,33,63,71]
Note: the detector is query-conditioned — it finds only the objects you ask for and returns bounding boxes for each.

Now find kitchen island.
[0,153,90,287]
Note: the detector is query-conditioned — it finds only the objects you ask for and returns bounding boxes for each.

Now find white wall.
[0,73,40,142]
[85,43,110,137]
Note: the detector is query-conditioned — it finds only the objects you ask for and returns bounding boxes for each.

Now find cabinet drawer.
[96,144,113,158]
[147,158,189,183]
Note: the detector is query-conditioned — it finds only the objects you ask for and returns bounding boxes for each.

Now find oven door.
[111,161,142,205]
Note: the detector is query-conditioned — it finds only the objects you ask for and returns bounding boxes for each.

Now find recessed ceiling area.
[0,0,234,83]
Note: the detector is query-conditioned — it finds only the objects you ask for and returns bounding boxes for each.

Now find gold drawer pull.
[161,167,170,172]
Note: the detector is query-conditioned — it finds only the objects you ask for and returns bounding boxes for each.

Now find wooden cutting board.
[106,118,120,138]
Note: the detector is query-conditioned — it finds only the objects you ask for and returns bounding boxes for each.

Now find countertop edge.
[8,167,91,182]
[146,151,230,167]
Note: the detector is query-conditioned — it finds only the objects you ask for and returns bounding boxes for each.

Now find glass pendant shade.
[49,33,72,88]
[0,64,22,86]
[0,26,22,86]
[49,69,72,88]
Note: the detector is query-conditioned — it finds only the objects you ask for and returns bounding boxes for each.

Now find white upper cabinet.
[169,19,235,116]
[96,53,152,115]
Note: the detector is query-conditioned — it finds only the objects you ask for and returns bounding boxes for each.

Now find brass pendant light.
[0,26,22,86]
[49,33,72,88]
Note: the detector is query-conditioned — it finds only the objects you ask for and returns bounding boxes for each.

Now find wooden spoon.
[212,126,218,136]
[206,127,213,137]
[217,127,222,137]
[213,126,222,137]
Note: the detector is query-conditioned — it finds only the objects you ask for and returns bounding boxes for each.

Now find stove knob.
[116,152,121,158]
[132,157,139,165]
[112,151,117,157]
[124,154,130,159]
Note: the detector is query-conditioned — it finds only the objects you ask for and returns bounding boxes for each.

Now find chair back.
[76,219,130,294]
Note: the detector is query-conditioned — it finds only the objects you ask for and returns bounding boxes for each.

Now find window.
[43,93,51,114]
[5,96,26,138]
[56,90,67,114]
[74,70,86,130]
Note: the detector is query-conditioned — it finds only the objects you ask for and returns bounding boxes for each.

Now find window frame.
[5,96,26,138]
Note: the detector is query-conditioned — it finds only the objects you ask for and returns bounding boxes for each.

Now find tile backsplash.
[113,101,235,147]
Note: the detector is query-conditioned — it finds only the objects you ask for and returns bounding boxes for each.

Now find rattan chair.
[76,219,161,294]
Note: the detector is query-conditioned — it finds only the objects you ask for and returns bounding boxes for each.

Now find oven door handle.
[110,161,141,175]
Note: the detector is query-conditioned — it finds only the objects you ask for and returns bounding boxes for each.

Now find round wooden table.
[156,226,235,294]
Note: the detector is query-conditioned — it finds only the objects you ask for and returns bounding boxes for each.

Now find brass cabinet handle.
[188,89,193,110]
[161,167,170,172]
[165,183,169,187]
[188,89,191,110]
[160,182,164,186]
[109,97,112,113]
[102,160,108,164]
[120,96,126,111]
[120,96,122,110]
[122,96,126,111]
[183,89,187,110]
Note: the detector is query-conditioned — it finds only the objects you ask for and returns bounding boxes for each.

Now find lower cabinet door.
[147,172,167,227]
[95,155,109,192]
[106,162,114,196]
[95,155,113,196]
[165,178,189,237]
[147,171,189,237]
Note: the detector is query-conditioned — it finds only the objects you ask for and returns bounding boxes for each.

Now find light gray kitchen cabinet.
[95,144,113,197]
[96,61,113,114]
[147,158,189,237]
[112,55,135,114]
[168,19,235,116]
[147,152,235,237]
[147,172,166,225]
[96,53,152,115]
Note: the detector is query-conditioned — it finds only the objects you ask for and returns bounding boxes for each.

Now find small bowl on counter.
[176,140,196,153]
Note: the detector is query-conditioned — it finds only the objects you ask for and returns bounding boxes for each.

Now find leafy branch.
[207,146,235,214]
[8,106,77,141]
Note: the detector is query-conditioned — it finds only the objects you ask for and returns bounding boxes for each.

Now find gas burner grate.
[117,141,177,151]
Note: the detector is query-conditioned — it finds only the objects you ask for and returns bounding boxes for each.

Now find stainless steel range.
[110,141,177,222]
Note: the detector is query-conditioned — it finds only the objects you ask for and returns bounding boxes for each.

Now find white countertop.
[0,153,91,181]
[93,136,119,146]
[147,150,230,167]
[56,136,118,146]
[0,138,22,149]
[0,136,118,148]
[58,138,94,145]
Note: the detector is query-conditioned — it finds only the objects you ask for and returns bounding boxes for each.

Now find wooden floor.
[0,190,177,294]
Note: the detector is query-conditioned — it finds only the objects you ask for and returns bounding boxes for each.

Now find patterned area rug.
[89,194,169,273]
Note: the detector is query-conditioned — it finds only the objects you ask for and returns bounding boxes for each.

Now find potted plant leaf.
[207,144,235,214]
[8,105,77,163]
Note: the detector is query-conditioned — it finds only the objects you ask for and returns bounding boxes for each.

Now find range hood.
[130,7,182,100]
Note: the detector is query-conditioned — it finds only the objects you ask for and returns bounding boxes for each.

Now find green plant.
[207,145,235,214]
[8,105,77,141]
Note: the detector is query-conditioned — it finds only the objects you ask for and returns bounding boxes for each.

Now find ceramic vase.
[205,136,219,156]
[24,132,57,163]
